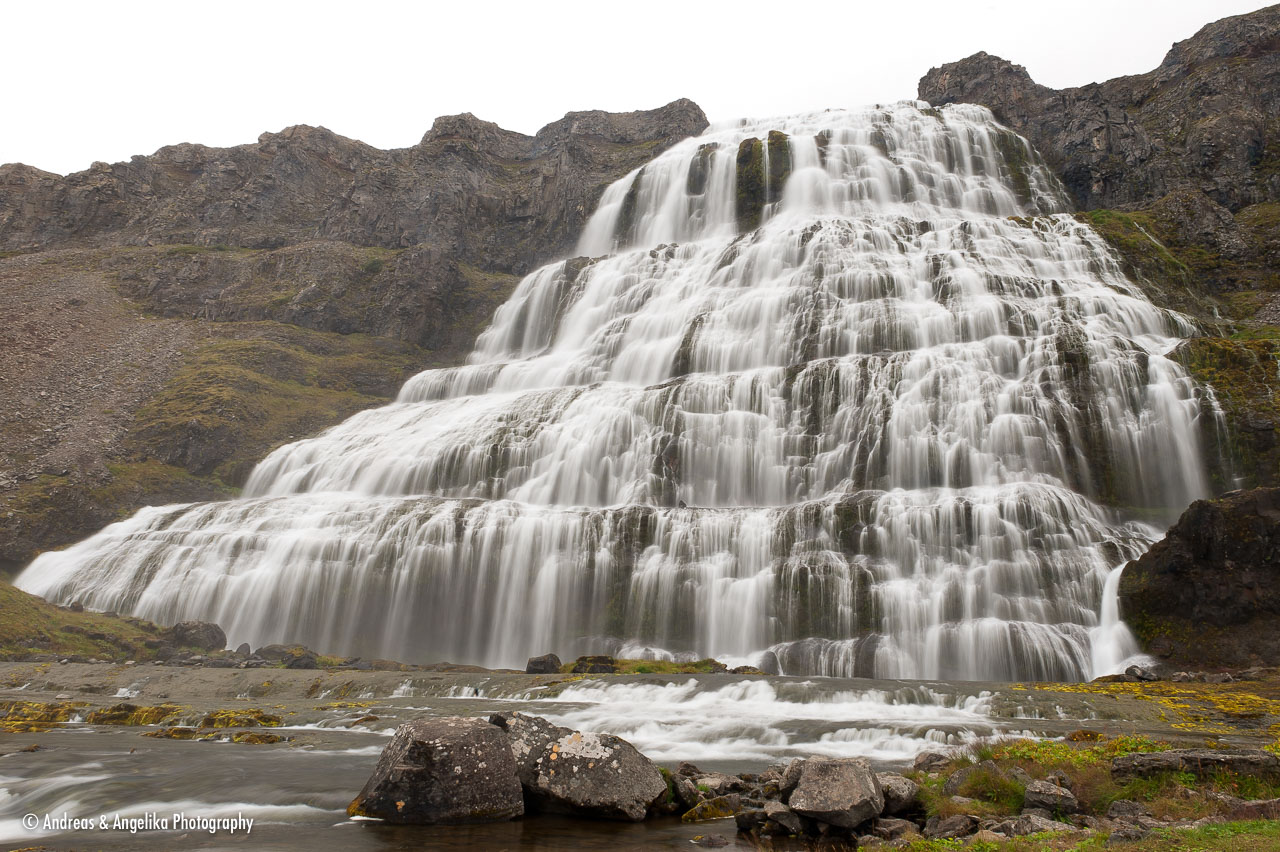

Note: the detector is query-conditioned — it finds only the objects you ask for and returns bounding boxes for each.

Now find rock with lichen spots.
[522,727,666,821]
[348,717,523,824]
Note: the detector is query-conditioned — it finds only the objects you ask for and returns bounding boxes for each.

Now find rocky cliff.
[922,5,1280,494]
[0,100,707,571]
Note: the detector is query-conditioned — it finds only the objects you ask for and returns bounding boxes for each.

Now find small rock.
[872,815,919,840]
[1023,779,1078,814]
[1046,769,1072,790]
[690,835,729,848]
[913,751,951,772]
[1124,664,1159,682]
[166,621,227,652]
[942,760,998,796]
[763,800,803,834]
[924,813,979,839]
[55,693,71,700]
[1107,799,1151,820]
[1107,824,1149,844]
[996,813,1076,836]
[876,772,920,815]
[570,655,618,674]
[734,808,768,833]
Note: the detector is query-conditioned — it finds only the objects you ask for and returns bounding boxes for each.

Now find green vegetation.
[131,331,421,484]
[0,581,170,661]
[893,821,1280,851]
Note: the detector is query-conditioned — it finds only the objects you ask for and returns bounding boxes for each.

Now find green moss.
[0,581,177,661]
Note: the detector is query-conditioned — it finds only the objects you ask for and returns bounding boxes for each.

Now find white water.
[17,103,1214,680]
[538,678,995,763]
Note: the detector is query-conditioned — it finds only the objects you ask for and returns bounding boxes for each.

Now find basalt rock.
[918,6,1280,213]
[524,653,562,675]
[518,727,666,821]
[876,772,921,815]
[164,620,226,651]
[347,717,524,824]
[1120,488,1280,667]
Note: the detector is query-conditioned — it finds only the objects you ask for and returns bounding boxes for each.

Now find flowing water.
[16,102,1214,681]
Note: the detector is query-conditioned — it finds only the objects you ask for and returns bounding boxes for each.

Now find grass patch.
[0,581,170,661]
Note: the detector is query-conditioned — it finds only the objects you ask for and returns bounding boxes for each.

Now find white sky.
[4,0,1270,175]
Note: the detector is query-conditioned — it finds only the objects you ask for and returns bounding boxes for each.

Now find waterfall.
[16,103,1212,681]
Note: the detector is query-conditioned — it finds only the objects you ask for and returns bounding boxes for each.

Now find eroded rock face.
[788,757,885,829]
[918,6,1280,213]
[1120,488,1280,667]
[520,728,667,821]
[347,717,523,824]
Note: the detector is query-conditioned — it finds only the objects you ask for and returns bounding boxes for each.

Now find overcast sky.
[4,1,1269,175]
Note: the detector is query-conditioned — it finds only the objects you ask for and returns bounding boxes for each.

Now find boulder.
[519,727,666,820]
[525,653,562,674]
[913,751,951,772]
[672,774,702,810]
[1111,749,1280,783]
[165,621,226,651]
[347,717,523,824]
[779,758,805,800]
[992,813,1077,836]
[487,711,569,786]
[255,644,319,669]
[734,808,768,833]
[876,772,920,814]
[1229,798,1280,820]
[1107,799,1152,820]
[788,757,885,828]
[1023,780,1078,814]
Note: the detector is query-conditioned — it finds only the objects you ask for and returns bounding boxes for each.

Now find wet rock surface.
[787,757,885,829]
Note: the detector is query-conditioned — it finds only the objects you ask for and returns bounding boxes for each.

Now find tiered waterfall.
[17,103,1214,681]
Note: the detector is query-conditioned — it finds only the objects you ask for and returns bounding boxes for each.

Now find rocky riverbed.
[3,662,1279,849]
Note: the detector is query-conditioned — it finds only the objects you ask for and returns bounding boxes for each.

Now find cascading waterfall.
[16,103,1214,681]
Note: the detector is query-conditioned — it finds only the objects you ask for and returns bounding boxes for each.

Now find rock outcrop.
[1120,487,1280,667]
[918,5,1280,213]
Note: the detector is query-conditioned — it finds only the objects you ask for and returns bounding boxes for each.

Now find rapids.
[16,103,1215,681]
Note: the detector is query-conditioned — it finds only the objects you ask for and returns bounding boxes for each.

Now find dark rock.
[734,808,768,833]
[234,643,251,658]
[779,758,805,800]
[788,757,884,828]
[1112,748,1280,784]
[1045,769,1073,790]
[690,835,729,848]
[525,653,562,675]
[872,816,919,840]
[672,774,702,811]
[763,801,804,834]
[518,727,666,821]
[570,655,618,674]
[347,717,523,824]
[1124,665,1159,682]
[1022,779,1078,814]
[165,621,227,651]
[1120,488,1280,668]
[924,813,979,839]
[254,644,319,669]
[486,711,568,787]
[681,794,741,822]
[728,665,766,675]
[676,761,704,777]
[876,772,921,815]
[917,6,1280,214]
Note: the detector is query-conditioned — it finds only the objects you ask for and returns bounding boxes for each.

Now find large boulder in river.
[510,721,666,820]
[525,653,562,674]
[1119,488,1280,668]
[348,717,523,824]
[788,757,884,828]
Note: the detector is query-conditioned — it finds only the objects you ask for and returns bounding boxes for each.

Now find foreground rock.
[787,757,884,828]
[348,717,523,823]
[491,711,665,821]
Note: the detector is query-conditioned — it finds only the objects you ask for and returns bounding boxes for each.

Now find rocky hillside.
[0,100,707,572]
[922,5,1280,493]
